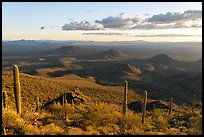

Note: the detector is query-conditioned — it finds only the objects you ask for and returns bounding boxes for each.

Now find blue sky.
[2,2,202,42]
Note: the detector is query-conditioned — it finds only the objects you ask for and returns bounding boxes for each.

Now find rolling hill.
[83,49,129,60]
[147,53,176,64]
[46,46,96,57]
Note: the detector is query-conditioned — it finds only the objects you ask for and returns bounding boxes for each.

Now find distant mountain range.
[45,46,129,60]
[46,46,96,57]
[2,40,202,105]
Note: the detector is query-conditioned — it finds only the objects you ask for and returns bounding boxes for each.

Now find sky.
[2,2,202,42]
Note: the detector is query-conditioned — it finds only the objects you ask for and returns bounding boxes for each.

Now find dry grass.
[2,71,202,135]
[2,71,141,112]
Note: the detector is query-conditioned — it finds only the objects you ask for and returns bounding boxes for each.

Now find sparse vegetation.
[2,100,202,135]
[2,59,202,135]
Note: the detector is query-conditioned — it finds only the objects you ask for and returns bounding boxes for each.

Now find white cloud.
[95,14,141,29]
[62,21,103,31]
[82,32,128,35]
[60,10,202,31]
[147,10,202,23]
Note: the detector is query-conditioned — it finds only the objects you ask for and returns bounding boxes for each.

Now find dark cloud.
[147,10,202,23]
[82,32,128,36]
[95,14,141,29]
[40,26,46,30]
[62,21,103,31]
[119,12,125,16]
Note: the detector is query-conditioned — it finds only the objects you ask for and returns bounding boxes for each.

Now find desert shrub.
[25,123,64,135]
[119,111,143,133]
[67,127,84,135]
[20,111,42,125]
[97,124,120,135]
[151,108,163,117]
[144,131,165,135]
[165,127,181,135]
[188,110,202,135]
[41,123,64,135]
[155,116,169,131]
[73,102,122,129]
[47,102,74,118]
[124,126,143,135]
[24,124,39,135]
[69,102,145,135]
[2,108,26,135]
[83,125,100,135]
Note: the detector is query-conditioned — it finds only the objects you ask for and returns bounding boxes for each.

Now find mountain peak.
[148,53,174,63]
[85,49,128,60]
[105,49,128,59]
[111,63,141,74]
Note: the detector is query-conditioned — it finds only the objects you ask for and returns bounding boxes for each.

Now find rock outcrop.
[128,100,174,112]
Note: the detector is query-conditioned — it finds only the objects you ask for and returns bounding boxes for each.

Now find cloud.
[83,32,201,37]
[60,10,202,31]
[147,10,202,23]
[133,23,159,29]
[82,32,128,36]
[133,21,201,30]
[132,34,201,37]
[62,21,103,31]
[144,13,150,17]
[134,23,183,29]
[119,12,125,16]
[40,26,46,30]
[51,25,58,28]
[95,14,141,29]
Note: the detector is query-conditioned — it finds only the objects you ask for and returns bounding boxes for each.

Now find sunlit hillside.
[2,71,202,135]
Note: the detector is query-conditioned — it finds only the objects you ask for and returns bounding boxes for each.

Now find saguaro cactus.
[13,65,21,115]
[36,97,39,112]
[64,93,67,104]
[123,80,128,115]
[3,127,7,135]
[71,99,75,107]
[62,94,65,106]
[142,90,147,124]
[169,98,172,114]
[192,94,196,112]
[2,91,8,109]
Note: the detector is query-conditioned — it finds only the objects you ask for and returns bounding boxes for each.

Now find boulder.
[128,100,172,112]
[43,88,87,108]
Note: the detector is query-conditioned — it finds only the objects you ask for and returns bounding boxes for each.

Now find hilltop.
[84,49,129,60]
[2,71,202,135]
[2,71,142,112]
[148,54,176,64]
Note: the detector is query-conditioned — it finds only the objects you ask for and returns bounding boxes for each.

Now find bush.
[24,123,64,135]
[2,108,26,135]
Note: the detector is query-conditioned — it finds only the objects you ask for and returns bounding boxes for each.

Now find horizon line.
[2,39,202,43]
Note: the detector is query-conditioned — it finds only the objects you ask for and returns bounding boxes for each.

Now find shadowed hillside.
[148,53,176,64]
[46,46,97,58]
[83,49,129,60]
